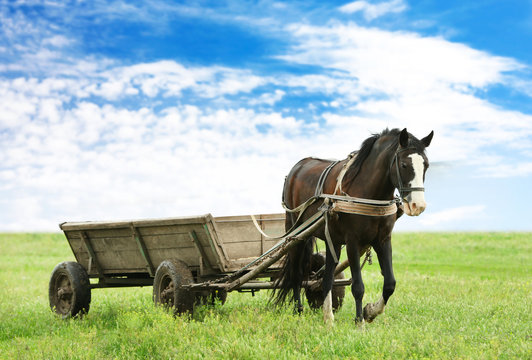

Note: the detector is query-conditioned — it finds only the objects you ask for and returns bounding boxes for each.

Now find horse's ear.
[399,128,409,148]
[421,130,434,147]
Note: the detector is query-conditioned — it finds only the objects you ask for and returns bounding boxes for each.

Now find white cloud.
[282,23,521,94]
[339,0,407,21]
[0,86,315,230]
[478,162,532,178]
[280,22,532,167]
[42,35,72,47]
[1,2,532,232]
[78,61,269,101]
[248,90,286,106]
[419,205,486,227]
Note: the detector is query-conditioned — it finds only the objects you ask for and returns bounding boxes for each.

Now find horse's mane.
[343,128,426,186]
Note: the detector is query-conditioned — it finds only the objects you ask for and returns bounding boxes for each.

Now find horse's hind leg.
[290,238,311,315]
[322,242,342,324]
[293,285,303,314]
[364,236,395,323]
[292,246,303,315]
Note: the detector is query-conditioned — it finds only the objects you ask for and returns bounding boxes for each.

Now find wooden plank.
[215,215,285,244]
[80,231,105,280]
[224,242,262,260]
[136,224,207,236]
[260,214,265,254]
[136,233,197,251]
[69,224,207,240]
[211,213,285,263]
[64,231,205,276]
[203,216,230,271]
[222,238,282,261]
[132,225,155,276]
[189,230,214,271]
[60,214,212,231]
[203,224,224,271]
[214,213,285,223]
[225,214,325,291]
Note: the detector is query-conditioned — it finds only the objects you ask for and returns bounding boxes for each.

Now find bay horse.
[273,128,433,324]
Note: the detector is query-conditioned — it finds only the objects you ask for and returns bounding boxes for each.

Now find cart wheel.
[305,252,345,312]
[153,259,194,316]
[49,261,91,318]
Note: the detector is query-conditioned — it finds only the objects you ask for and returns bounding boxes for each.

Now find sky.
[1,0,531,232]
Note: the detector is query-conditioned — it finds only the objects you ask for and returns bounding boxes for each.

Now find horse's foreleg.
[346,242,365,323]
[364,236,395,323]
[322,243,342,324]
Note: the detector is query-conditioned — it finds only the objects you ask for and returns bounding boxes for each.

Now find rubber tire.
[49,261,91,319]
[305,252,346,312]
[153,259,194,316]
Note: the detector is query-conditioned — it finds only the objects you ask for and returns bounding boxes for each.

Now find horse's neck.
[344,149,395,200]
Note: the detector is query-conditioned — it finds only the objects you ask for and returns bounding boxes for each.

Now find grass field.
[0,232,530,359]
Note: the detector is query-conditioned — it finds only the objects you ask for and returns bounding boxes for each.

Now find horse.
[273,128,433,324]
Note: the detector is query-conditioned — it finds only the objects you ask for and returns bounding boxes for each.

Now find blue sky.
[1,0,531,231]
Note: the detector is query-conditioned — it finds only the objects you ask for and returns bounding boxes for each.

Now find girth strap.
[331,200,397,216]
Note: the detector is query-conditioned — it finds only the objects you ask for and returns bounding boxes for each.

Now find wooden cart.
[49,213,347,318]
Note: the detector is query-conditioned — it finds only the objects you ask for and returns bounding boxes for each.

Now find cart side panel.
[214,214,285,263]
[63,216,227,277]
[65,228,148,276]
[139,223,225,274]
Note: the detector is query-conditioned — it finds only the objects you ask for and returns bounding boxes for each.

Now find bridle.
[390,146,425,199]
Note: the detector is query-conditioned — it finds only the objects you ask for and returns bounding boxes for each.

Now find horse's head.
[390,128,433,216]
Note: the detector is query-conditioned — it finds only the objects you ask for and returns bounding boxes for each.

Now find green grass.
[1,232,530,359]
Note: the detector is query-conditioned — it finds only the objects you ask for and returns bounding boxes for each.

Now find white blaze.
[405,154,426,216]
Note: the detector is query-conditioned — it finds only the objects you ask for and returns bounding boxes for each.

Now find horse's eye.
[401,162,407,169]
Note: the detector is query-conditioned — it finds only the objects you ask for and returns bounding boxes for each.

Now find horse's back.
[283,157,333,211]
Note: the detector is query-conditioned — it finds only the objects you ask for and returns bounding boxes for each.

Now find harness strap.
[282,196,317,214]
[324,209,339,263]
[334,151,358,195]
[321,194,400,207]
[315,160,340,197]
[314,160,342,263]
[254,196,318,240]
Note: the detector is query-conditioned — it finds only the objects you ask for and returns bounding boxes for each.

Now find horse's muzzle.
[403,192,426,216]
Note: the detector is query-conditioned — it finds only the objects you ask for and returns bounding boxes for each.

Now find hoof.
[323,314,334,327]
[297,305,304,315]
[355,316,365,327]
[363,297,385,323]
[363,304,376,323]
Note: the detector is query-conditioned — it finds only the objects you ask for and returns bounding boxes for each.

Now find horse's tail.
[271,160,315,306]
[271,234,315,306]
